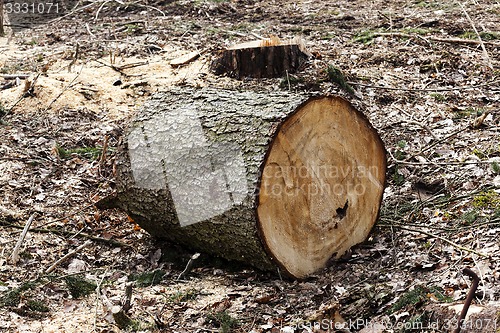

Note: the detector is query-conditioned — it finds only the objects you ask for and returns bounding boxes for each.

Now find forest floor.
[1,0,500,332]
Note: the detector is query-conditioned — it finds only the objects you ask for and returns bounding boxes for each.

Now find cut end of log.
[212,36,310,78]
[257,96,386,278]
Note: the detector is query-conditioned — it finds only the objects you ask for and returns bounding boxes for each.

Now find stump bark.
[212,37,310,78]
[98,87,386,278]
[0,0,4,36]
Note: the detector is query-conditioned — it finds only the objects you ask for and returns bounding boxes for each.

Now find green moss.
[430,93,446,102]
[389,286,453,313]
[472,148,487,159]
[461,210,479,224]
[326,65,354,94]
[353,29,379,44]
[353,27,430,44]
[320,32,337,40]
[460,31,500,41]
[0,102,6,118]
[20,251,33,259]
[207,311,239,333]
[26,300,50,312]
[64,276,96,299]
[0,63,24,74]
[413,1,442,8]
[0,289,21,307]
[21,38,39,46]
[488,5,500,16]
[55,144,103,160]
[129,270,166,287]
[452,107,477,119]
[479,32,500,41]
[401,27,431,35]
[169,288,199,303]
[205,27,221,35]
[125,24,141,34]
[394,149,407,161]
[390,286,452,313]
[392,166,405,186]
[279,74,304,89]
[491,162,500,174]
[472,190,500,209]
[0,281,39,307]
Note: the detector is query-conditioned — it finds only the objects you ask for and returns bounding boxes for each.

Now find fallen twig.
[117,61,149,70]
[38,202,96,228]
[349,78,500,92]
[94,0,112,22]
[10,214,35,264]
[393,126,469,165]
[85,22,96,38]
[98,135,109,170]
[2,74,31,79]
[388,156,494,166]
[368,31,500,47]
[1,73,40,118]
[1,220,130,247]
[458,2,493,70]
[120,80,149,89]
[45,240,92,274]
[428,36,500,46]
[131,3,165,16]
[67,43,80,73]
[371,32,432,46]
[94,269,109,331]
[44,65,83,111]
[378,223,488,257]
[93,59,128,76]
[402,119,438,139]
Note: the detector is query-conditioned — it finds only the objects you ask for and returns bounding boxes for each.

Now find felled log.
[98,87,386,278]
[212,36,310,78]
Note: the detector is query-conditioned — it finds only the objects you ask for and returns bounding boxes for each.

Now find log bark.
[98,87,386,278]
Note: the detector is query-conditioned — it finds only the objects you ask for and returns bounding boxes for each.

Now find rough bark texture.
[212,39,309,78]
[101,87,307,272]
[99,87,386,278]
[0,0,4,36]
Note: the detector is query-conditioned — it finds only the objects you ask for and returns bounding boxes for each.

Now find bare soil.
[1,0,500,332]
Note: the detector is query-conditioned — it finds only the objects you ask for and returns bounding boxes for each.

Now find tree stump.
[0,0,4,36]
[98,87,386,278]
[212,37,310,78]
